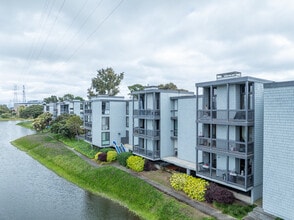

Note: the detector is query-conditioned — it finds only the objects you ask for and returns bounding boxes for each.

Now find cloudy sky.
[1,0,294,105]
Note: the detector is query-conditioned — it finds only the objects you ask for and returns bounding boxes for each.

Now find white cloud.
[0,0,294,105]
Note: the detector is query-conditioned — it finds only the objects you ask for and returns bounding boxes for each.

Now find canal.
[0,121,140,220]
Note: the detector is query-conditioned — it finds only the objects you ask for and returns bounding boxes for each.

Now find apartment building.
[263,81,294,220]
[43,100,84,119]
[83,96,128,148]
[195,72,271,203]
[131,86,194,161]
[163,95,197,174]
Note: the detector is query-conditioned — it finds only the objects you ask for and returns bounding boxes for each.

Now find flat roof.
[195,76,273,87]
[264,80,294,89]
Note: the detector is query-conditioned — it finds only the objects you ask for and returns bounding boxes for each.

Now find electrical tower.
[22,85,26,103]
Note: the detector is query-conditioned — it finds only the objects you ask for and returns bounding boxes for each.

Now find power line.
[35,0,66,61]
[66,0,125,63]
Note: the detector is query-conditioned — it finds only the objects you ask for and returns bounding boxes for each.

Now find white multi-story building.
[43,100,84,119]
[196,72,271,203]
[83,96,129,148]
[131,86,194,163]
[263,81,294,220]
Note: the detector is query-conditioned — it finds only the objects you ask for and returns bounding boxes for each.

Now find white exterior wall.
[263,83,294,220]
[109,101,126,146]
[91,100,101,146]
[160,93,174,158]
[177,97,196,163]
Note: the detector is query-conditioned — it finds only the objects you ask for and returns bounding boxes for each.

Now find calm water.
[0,121,140,220]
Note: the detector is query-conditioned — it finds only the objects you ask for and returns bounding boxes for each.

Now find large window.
[101,117,109,130]
[102,101,110,115]
[101,132,110,146]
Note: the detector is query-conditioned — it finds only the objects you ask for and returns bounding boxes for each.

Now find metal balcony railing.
[133,145,160,160]
[133,127,160,139]
[198,109,254,122]
[197,136,254,154]
[133,109,160,118]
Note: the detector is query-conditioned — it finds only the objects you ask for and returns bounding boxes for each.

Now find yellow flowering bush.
[126,155,145,172]
[183,175,208,201]
[170,173,208,201]
[170,173,189,191]
[106,150,117,162]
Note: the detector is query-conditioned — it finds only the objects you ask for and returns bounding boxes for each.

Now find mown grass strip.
[11,133,209,220]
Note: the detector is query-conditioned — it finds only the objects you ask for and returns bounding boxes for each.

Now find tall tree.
[128,84,144,94]
[87,67,124,97]
[43,95,58,103]
[19,105,43,119]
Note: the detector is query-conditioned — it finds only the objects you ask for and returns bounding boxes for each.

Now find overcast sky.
[1,0,294,105]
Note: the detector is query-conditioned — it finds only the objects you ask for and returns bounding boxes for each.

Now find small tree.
[87,67,124,97]
[33,112,52,132]
[65,115,83,138]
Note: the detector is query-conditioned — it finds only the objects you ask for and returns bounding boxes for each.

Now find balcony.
[133,145,160,160]
[84,109,92,114]
[133,109,160,119]
[170,110,178,119]
[84,122,92,129]
[198,109,254,124]
[197,163,253,191]
[170,129,178,139]
[197,136,253,155]
[133,127,160,140]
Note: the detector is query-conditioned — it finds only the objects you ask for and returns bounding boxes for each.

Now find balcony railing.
[197,136,253,154]
[198,109,254,122]
[171,110,178,118]
[133,109,160,118]
[133,145,160,160]
[170,129,178,139]
[197,163,253,190]
[133,127,160,139]
[84,109,92,114]
[84,122,92,129]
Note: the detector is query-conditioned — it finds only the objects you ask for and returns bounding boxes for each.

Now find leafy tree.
[0,105,9,115]
[65,115,83,138]
[62,94,75,101]
[50,114,83,138]
[74,96,84,101]
[43,95,58,103]
[128,84,144,94]
[33,112,52,132]
[158,82,178,90]
[19,105,43,119]
[87,67,124,97]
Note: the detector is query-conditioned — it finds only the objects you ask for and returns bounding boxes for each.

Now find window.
[126,102,129,115]
[101,132,110,146]
[126,116,129,127]
[102,101,110,115]
[101,117,109,130]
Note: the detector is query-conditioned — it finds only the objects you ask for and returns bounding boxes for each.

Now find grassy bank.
[12,133,211,220]
[16,120,34,129]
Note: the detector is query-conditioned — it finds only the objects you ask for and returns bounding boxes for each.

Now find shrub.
[106,151,117,162]
[99,147,114,153]
[205,183,235,204]
[183,176,208,201]
[98,152,107,162]
[170,173,208,201]
[170,173,189,191]
[117,152,132,167]
[94,152,102,160]
[127,155,145,172]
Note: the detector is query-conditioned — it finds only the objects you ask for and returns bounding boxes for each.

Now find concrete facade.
[263,81,294,220]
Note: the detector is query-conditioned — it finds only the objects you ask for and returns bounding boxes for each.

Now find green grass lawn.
[11,133,210,220]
